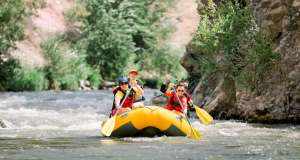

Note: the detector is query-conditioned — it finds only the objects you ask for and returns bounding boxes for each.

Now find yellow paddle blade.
[189,126,202,140]
[101,116,116,137]
[195,106,213,125]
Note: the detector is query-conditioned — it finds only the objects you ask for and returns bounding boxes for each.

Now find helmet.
[117,76,129,84]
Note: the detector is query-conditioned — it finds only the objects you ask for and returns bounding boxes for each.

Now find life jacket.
[113,80,145,102]
[166,92,187,113]
[184,93,193,107]
[111,87,135,110]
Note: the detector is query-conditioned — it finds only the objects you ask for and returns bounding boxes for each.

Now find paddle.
[172,86,201,140]
[101,87,132,137]
[194,105,213,125]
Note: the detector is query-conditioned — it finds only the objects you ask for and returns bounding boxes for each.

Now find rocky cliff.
[182,0,300,123]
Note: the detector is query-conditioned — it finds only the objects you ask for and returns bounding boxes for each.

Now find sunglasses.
[177,90,184,92]
[120,82,128,85]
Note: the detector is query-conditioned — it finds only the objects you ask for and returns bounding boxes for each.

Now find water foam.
[0,107,106,130]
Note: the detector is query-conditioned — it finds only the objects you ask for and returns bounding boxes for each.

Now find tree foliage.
[0,0,25,91]
[191,1,280,92]
[0,0,25,55]
[42,36,102,90]
[81,0,180,80]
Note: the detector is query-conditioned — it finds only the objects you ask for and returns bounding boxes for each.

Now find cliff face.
[182,0,300,123]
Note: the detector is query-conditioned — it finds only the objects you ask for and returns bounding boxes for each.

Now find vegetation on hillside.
[0,0,185,91]
[191,0,280,93]
[78,0,185,84]
[42,36,101,90]
[0,0,25,91]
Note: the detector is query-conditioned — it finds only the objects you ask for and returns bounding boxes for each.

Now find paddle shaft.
[115,87,132,115]
[172,86,200,139]
[172,86,186,115]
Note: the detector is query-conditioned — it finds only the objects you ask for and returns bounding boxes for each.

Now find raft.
[101,106,198,138]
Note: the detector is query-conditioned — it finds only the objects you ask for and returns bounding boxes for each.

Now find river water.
[0,90,299,160]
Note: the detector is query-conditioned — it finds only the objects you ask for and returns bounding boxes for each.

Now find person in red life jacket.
[164,84,188,116]
[112,69,145,107]
[110,76,143,117]
[160,78,194,117]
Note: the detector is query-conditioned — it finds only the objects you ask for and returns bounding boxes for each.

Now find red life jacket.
[184,93,193,107]
[112,88,135,109]
[166,92,187,113]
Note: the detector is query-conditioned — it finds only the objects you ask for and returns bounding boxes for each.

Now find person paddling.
[112,69,145,107]
[127,69,145,107]
[160,78,194,117]
[110,76,143,117]
[164,84,189,116]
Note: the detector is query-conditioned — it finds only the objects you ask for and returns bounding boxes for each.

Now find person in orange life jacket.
[110,76,143,117]
[164,84,188,116]
[112,69,145,107]
[160,78,194,117]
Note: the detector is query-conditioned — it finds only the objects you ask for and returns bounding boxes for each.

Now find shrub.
[8,67,48,91]
[0,59,21,91]
[42,36,102,90]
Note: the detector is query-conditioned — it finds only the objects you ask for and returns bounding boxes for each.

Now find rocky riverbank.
[182,0,300,123]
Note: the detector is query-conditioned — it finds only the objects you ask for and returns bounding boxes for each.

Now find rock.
[80,80,91,90]
[181,0,300,123]
[292,0,300,9]
[0,120,7,128]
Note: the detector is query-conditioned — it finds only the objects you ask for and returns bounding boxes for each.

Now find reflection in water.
[0,90,299,160]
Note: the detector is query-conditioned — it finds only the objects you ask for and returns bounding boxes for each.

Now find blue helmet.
[117,76,129,85]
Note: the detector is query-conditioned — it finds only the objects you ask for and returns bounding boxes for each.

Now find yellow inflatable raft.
[102,106,199,138]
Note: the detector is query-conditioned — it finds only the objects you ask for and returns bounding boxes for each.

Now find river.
[0,90,299,160]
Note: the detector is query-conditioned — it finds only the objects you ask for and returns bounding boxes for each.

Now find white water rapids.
[0,90,299,160]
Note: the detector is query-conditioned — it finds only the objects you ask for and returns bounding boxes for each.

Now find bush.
[42,36,102,90]
[8,67,48,91]
[0,59,21,91]
[87,69,102,89]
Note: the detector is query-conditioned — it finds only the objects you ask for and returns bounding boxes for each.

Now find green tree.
[191,1,279,92]
[81,0,178,80]
[0,0,25,90]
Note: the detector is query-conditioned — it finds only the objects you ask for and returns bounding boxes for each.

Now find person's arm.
[185,93,194,109]
[164,82,175,96]
[182,97,188,115]
[160,78,170,93]
[164,87,175,97]
[160,84,167,93]
[131,80,144,96]
[114,91,124,109]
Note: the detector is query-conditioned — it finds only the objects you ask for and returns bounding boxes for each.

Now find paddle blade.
[189,126,202,140]
[101,116,116,137]
[195,106,213,125]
